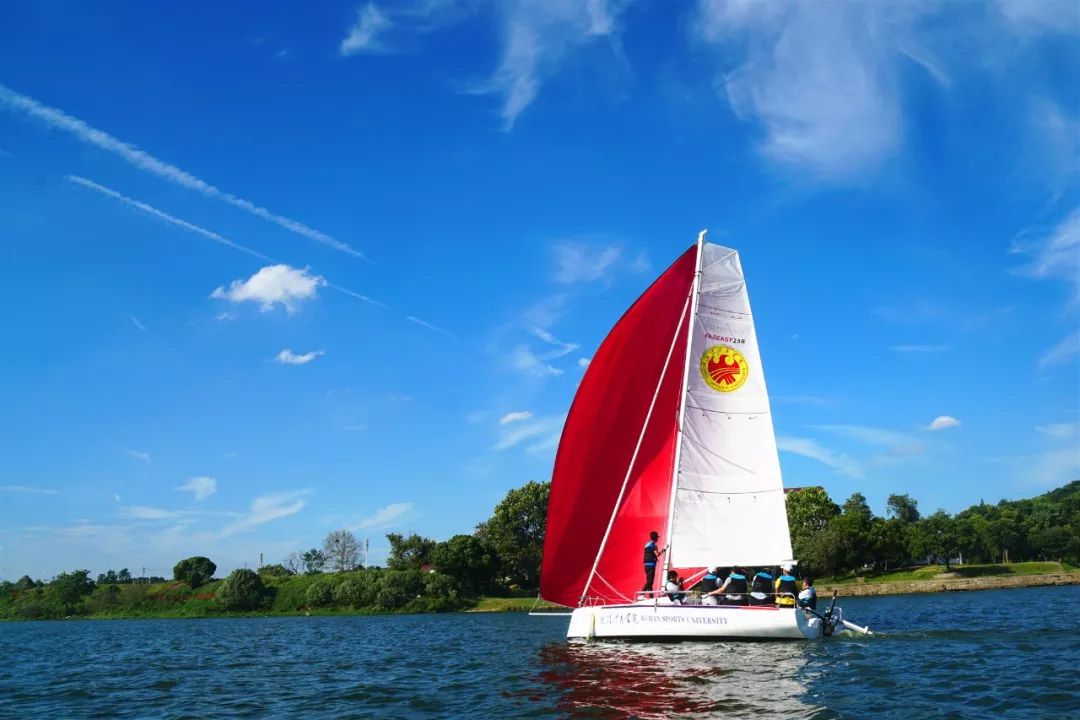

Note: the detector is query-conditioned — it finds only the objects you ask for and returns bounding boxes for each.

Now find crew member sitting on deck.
[749,568,774,606]
[697,567,721,605]
[774,565,798,607]
[664,570,685,604]
[705,567,748,605]
[798,578,817,610]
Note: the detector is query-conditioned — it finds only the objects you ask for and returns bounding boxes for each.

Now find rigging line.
[579,287,693,606]
[592,573,634,604]
[700,248,738,273]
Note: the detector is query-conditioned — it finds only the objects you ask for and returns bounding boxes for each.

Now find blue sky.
[0,1,1077,580]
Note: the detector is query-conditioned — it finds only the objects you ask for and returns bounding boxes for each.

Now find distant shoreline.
[820,572,1080,598]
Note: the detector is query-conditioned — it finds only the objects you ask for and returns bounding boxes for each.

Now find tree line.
[788,480,1079,578]
[2,479,1075,619]
[0,480,550,619]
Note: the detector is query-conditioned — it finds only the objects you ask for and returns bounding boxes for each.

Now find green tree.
[917,511,961,570]
[216,569,267,611]
[476,480,549,589]
[432,534,495,595]
[173,556,217,588]
[387,533,437,571]
[301,548,328,575]
[257,563,292,580]
[49,570,94,611]
[886,494,920,524]
[323,530,361,572]
[15,575,36,590]
[785,487,840,574]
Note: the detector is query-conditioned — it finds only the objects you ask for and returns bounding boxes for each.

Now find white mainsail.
[666,241,793,570]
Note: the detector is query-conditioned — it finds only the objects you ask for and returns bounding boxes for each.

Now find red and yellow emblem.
[700,345,749,392]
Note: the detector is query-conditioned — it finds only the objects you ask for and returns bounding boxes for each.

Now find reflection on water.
[527,639,833,719]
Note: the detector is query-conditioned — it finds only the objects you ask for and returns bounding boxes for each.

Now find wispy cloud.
[340,3,394,55]
[118,505,180,521]
[494,413,566,452]
[1038,330,1080,369]
[130,316,147,332]
[696,1,917,180]
[1035,422,1079,440]
[122,447,152,463]
[215,312,236,322]
[176,476,218,501]
[1,84,364,258]
[0,485,60,495]
[553,242,621,284]
[406,315,457,338]
[499,410,533,424]
[352,502,414,530]
[212,265,325,314]
[529,326,578,357]
[220,490,310,537]
[776,436,864,478]
[275,349,325,365]
[813,424,925,456]
[68,176,272,262]
[891,344,952,353]
[577,357,591,368]
[471,0,634,129]
[511,345,563,377]
[926,415,961,431]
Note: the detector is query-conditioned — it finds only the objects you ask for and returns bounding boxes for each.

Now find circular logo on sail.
[700,345,749,392]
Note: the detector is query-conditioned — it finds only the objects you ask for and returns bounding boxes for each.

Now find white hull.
[567,603,823,640]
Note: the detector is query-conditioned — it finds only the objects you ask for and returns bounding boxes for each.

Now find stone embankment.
[821,573,1080,597]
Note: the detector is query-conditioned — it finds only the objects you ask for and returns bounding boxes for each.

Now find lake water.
[1,586,1077,719]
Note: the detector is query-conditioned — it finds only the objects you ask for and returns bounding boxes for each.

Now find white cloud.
[340,3,394,55]
[0,85,363,257]
[176,476,218,501]
[1035,422,1080,440]
[1038,330,1080,369]
[122,447,152,463]
[511,345,563,377]
[118,506,179,521]
[776,436,864,478]
[996,0,1080,34]
[578,357,591,368]
[473,0,634,129]
[529,326,578,356]
[212,265,325,313]
[130,316,147,332]
[353,502,414,530]
[812,424,924,454]
[926,415,961,431]
[494,413,566,451]
[274,349,325,365]
[553,242,621,283]
[891,344,953,353]
[215,312,236,322]
[499,410,534,424]
[68,176,271,262]
[697,1,915,180]
[1014,207,1080,306]
[406,315,457,338]
[220,491,310,537]
[0,485,60,495]
[1023,447,1080,487]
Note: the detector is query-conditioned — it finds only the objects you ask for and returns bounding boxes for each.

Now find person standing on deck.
[641,531,664,596]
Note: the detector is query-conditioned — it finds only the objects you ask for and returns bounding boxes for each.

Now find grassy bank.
[817,561,1080,597]
[821,561,1075,585]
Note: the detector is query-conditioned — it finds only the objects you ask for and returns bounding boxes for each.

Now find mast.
[661,229,706,580]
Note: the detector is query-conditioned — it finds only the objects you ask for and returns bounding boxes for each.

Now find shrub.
[306,580,334,608]
[173,557,217,588]
[333,570,380,608]
[216,569,266,611]
[258,564,292,580]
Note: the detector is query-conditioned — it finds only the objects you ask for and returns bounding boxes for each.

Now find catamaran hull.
[567,604,822,640]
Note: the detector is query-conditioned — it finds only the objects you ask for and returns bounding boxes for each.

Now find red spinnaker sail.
[540,246,696,607]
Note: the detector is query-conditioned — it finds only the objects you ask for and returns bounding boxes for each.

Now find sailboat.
[539,232,867,640]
